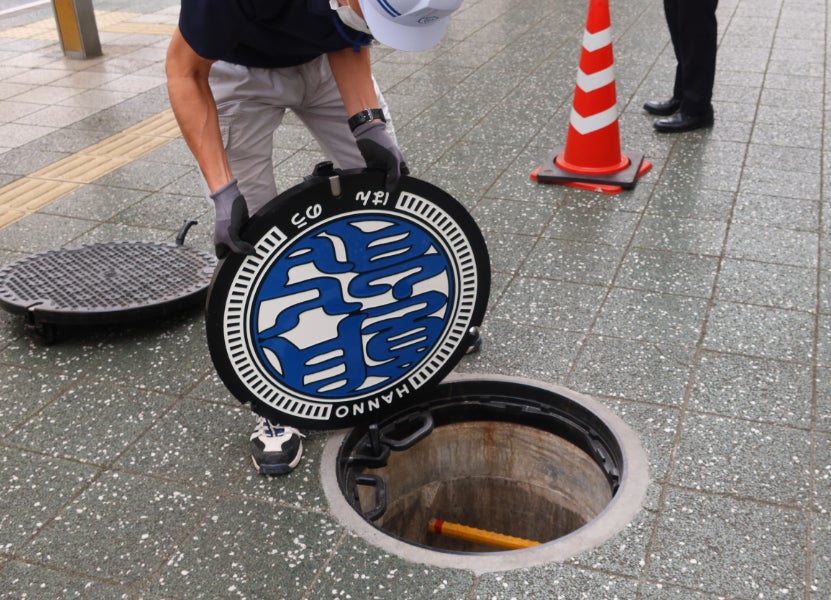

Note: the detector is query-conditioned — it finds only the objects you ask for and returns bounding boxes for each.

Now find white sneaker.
[249,416,304,475]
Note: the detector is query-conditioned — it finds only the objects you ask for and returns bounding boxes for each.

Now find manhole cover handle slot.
[175,220,199,246]
[380,410,434,451]
[351,473,387,521]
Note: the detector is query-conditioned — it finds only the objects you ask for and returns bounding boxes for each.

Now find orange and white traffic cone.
[531,0,651,194]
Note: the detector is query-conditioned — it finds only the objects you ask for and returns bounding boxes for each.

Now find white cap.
[357,0,462,52]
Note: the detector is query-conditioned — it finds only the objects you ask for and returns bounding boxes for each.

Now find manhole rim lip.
[320,372,650,574]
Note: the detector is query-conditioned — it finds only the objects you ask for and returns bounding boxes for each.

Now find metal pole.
[51,0,101,59]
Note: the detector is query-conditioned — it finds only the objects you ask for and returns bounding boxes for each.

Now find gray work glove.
[210,179,256,258]
[353,121,409,192]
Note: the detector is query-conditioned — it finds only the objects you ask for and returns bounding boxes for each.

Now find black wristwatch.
[348,108,386,132]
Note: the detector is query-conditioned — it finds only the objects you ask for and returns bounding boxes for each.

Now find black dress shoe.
[643,98,681,116]
[653,111,714,133]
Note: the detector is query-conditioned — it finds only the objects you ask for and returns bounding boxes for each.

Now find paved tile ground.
[0,0,829,598]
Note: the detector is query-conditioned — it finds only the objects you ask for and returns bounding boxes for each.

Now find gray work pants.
[208,56,395,214]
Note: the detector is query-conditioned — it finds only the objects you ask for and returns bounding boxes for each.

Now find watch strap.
[348,108,386,132]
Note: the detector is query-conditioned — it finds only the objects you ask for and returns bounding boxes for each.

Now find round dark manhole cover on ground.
[0,240,216,337]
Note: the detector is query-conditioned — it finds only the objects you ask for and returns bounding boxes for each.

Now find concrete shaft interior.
[356,421,614,552]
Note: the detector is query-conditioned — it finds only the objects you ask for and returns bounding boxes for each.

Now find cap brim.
[359,0,450,51]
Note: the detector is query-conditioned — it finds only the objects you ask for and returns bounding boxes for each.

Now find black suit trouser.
[664,0,718,115]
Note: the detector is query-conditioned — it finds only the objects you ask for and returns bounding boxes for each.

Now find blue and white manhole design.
[207,173,489,430]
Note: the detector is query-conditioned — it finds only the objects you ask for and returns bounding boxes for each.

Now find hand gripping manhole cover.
[205,167,491,430]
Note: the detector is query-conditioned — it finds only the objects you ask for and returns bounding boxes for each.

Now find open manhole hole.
[322,374,648,573]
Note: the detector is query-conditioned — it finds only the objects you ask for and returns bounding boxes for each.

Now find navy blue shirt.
[179,0,367,68]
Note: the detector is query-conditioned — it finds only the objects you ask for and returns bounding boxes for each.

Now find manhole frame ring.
[320,372,650,575]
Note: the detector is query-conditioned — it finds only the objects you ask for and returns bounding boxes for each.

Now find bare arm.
[165,28,233,193]
[326,46,380,117]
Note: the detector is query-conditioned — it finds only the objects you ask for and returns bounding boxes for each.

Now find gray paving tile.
[473,563,639,600]
[726,222,819,268]
[39,183,150,220]
[0,147,68,176]
[812,512,831,599]
[672,413,812,506]
[491,277,606,332]
[158,169,205,198]
[690,351,814,428]
[0,213,98,253]
[717,258,818,311]
[705,113,753,144]
[655,156,742,194]
[7,377,176,465]
[142,137,200,167]
[113,398,251,490]
[543,203,640,247]
[115,192,211,231]
[69,221,182,245]
[638,581,737,599]
[740,165,822,201]
[19,471,218,586]
[22,126,112,154]
[457,319,584,383]
[704,301,815,362]
[744,143,822,175]
[815,367,831,433]
[521,237,623,286]
[0,447,98,553]
[733,193,819,232]
[599,399,682,484]
[646,187,734,221]
[151,497,337,599]
[306,531,475,600]
[0,560,127,599]
[185,371,241,407]
[617,248,719,297]
[632,214,727,256]
[94,160,194,193]
[470,196,554,236]
[817,315,831,368]
[568,494,659,577]
[478,230,536,274]
[569,335,694,406]
[87,312,213,395]
[814,431,831,515]
[648,488,808,597]
[0,325,111,374]
[425,142,519,206]
[0,365,72,437]
[751,120,822,150]
[593,288,709,347]
[487,147,570,205]
[669,138,748,167]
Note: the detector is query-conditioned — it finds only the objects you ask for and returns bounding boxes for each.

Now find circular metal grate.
[0,241,216,327]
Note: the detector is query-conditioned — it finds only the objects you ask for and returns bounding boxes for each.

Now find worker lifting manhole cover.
[206,167,647,571]
[0,224,215,342]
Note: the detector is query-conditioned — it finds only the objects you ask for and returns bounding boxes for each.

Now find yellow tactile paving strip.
[0,110,182,229]
[0,11,176,41]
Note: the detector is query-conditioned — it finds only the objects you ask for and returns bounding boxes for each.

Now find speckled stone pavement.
[0,0,828,598]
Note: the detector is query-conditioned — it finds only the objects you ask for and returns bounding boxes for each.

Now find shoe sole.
[653,119,714,133]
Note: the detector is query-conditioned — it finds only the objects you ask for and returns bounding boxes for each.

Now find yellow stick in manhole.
[427,518,541,550]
